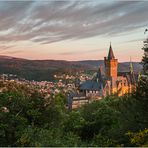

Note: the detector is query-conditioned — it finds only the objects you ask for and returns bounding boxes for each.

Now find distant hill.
[0,56,142,81]
[76,60,142,74]
[0,56,93,81]
[75,60,104,68]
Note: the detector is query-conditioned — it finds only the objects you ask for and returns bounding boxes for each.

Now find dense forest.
[0,38,148,147]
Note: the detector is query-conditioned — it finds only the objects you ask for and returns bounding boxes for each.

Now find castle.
[68,43,136,109]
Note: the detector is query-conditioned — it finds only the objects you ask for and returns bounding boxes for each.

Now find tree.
[0,81,67,146]
[133,35,148,128]
[142,35,148,74]
[127,129,148,147]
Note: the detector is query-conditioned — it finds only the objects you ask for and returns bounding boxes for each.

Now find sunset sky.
[0,0,148,62]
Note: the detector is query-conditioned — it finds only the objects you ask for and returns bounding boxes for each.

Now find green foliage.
[0,79,148,147]
[79,98,119,141]
[63,111,86,135]
[129,37,148,130]
[91,133,118,147]
[142,38,148,74]
[0,81,67,146]
[127,129,148,146]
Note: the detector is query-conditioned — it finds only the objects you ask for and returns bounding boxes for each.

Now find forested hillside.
[0,56,142,81]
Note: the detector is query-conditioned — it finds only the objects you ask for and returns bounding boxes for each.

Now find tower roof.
[108,43,115,60]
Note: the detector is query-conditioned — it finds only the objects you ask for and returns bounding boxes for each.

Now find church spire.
[129,57,136,84]
[108,42,115,60]
[130,56,133,74]
[97,65,104,96]
[96,65,103,83]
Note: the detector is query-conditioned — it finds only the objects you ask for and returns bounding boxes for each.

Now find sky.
[0,0,148,62]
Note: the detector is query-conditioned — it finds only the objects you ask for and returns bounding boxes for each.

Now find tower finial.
[108,42,115,60]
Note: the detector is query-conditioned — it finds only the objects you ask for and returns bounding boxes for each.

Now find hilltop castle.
[68,43,136,109]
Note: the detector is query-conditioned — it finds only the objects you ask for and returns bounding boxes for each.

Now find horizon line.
[0,54,141,63]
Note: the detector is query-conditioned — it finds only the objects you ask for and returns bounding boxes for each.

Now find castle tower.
[104,43,118,79]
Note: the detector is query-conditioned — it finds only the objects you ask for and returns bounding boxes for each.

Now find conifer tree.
[142,37,148,75]
[134,30,148,127]
[139,30,148,96]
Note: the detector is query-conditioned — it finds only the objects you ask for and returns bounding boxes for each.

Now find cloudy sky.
[0,0,148,62]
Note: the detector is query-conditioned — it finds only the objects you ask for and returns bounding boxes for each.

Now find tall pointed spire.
[138,71,141,82]
[130,56,133,74]
[108,42,115,60]
[129,56,136,84]
[96,65,103,96]
[97,65,103,82]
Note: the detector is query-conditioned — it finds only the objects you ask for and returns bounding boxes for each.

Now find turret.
[97,65,104,96]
